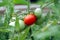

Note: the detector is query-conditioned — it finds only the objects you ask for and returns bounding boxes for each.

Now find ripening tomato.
[24,14,36,26]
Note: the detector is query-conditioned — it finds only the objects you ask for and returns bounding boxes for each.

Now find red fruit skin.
[24,14,36,26]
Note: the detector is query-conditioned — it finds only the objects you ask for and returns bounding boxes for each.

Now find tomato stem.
[29,27,34,40]
[27,0,30,13]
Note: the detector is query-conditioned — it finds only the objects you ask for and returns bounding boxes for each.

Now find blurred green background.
[14,0,27,5]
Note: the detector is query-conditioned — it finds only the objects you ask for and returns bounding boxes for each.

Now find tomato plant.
[0,0,60,40]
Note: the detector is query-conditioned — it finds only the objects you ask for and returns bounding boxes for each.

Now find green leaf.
[14,0,27,5]
[54,0,59,6]
[0,3,5,6]
[0,0,5,6]
[32,25,60,39]
[4,0,14,28]
[20,27,30,40]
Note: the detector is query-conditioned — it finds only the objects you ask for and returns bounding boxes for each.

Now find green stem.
[27,0,30,13]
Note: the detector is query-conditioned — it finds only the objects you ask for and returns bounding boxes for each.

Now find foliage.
[0,0,60,40]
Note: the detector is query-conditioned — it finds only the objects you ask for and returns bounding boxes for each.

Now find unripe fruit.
[34,8,41,17]
[9,20,25,30]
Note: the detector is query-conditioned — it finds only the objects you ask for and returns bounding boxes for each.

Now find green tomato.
[34,8,42,17]
[9,20,25,30]
[19,20,25,30]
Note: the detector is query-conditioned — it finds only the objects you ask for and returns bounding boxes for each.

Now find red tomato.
[24,14,36,26]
